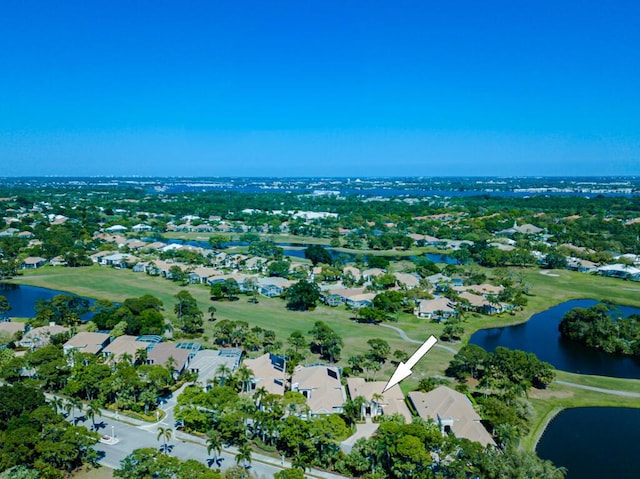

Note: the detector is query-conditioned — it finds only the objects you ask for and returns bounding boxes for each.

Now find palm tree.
[86,400,102,431]
[206,429,223,462]
[253,386,269,407]
[157,426,173,454]
[215,364,232,387]
[372,392,385,416]
[49,396,65,415]
[208,305,217,321]
[69,397,83,423]
[235,364,254,393]
[235,441,252,468]
[135,348,148,365]
[120,352,134,365]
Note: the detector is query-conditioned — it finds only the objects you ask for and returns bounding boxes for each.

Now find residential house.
[105,225,128,233]
[18,324,69,350]
[189,267,222,284]
[597,264,640,281]
[362,268,386,281]
[100,253,136,269]
[346,378,412,423]
[132,224,153,233]
[189,349,242,389]
[495,221,543,237]
[415,297,457,321]
[394,273,421,289]
[566,257,598,274]
[20,256,48,269]
[147,343,191,376]
[63,332,111,355]
[408,386,495,447]
[458,292,507,315]
[291,365,346,416]
[322,288,366,307]
[244,353,287,396]
[102,335,149,363]
[257,277,292,297]
[345,293,376,309]
[0,321,25,337]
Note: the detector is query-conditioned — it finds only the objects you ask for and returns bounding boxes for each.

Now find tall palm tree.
[235,364,254,393]
[69,397,83,423]
[235,441,252,468]
[86,400,102,431]
[49,396,65,415]
[157,426,173,454]
[215,364,232,387]
[120,352,134,365]
[253,386,269,407]
[135,348,148,365]
[206,429,223,462]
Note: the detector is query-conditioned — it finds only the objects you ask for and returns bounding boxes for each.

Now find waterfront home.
[18,324,69,350]
[597,264,640,281]
[20,256,48,269]
[408,386,495,447]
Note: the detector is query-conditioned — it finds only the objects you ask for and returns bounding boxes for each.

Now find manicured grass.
[8,265,451,370]
[12,263,640,454]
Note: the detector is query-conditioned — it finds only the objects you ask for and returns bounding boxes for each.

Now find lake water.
[469,299,640,378]
[537,407,640,479]
[0,283,95,320]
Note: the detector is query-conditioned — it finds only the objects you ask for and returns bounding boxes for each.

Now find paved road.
[379,323,458,354]
[555,380,640,398]
[57,390,347,479]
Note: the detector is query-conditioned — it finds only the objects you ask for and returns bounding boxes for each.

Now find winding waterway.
[469,299,640,378]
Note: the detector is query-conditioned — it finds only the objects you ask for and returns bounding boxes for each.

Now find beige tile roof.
[408,387,495,447]
[347,378,412,423]
[63,332,111,354]
[292,365,346,415]
[147,343,191,371]
[102,335,148,362]
[0,321,25,336]
[244,353,286,396]
[416,297,456,315]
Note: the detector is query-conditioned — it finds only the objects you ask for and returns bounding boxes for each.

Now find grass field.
[7,265,451,373]
[10,264,640,452]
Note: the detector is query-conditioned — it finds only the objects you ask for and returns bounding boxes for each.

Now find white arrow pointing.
[383,335,438,392]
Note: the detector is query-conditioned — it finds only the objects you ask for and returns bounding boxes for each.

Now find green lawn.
[8,265,451,370]
[11,264,640,453]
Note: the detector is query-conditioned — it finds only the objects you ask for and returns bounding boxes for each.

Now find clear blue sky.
[1,1,638,177]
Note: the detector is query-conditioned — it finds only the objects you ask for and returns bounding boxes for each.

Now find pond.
[0,283,96,320]
[166,239,357,262]
[469,299,640,378]
[537,407,640,479]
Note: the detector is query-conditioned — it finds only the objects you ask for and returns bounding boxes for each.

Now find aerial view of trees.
[559,304,640,356]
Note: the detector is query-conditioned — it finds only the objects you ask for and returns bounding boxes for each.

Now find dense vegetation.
[559,304,640,356]
[0,384,99,478]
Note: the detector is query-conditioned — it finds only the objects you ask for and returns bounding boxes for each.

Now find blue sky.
[1,1,638,177]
